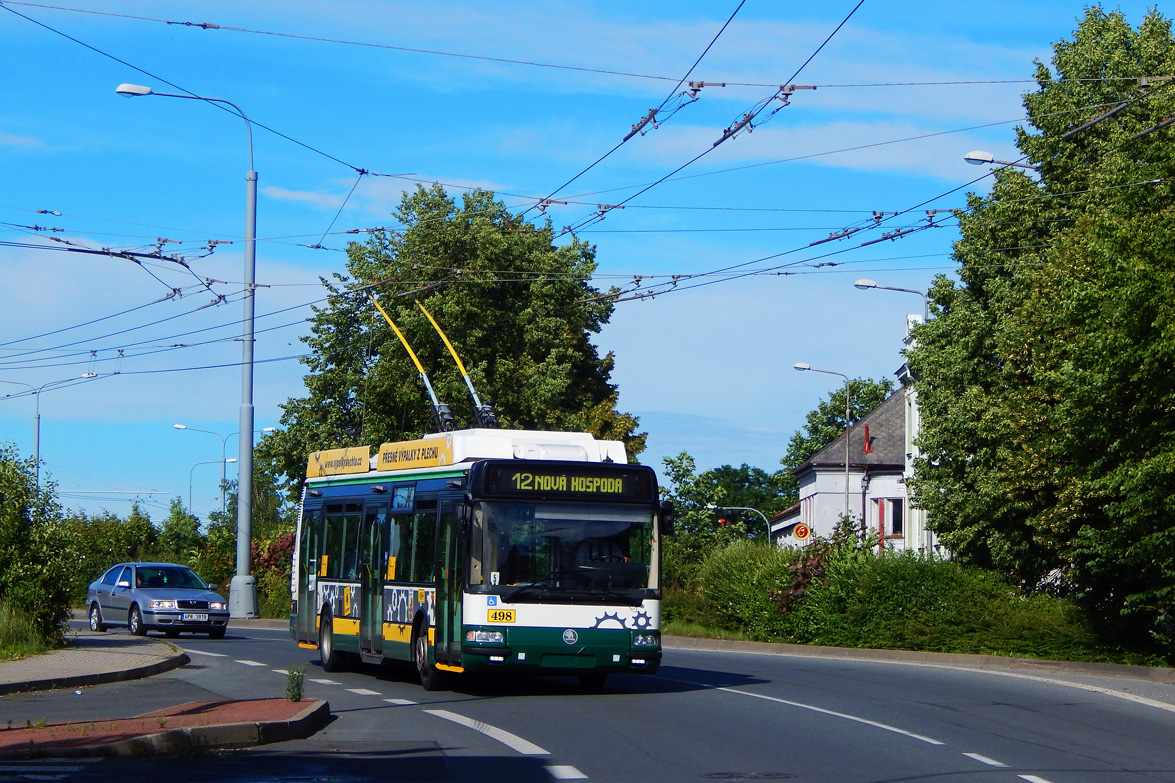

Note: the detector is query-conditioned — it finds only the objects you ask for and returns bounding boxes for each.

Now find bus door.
[297,508,322,643]
[359,503,388,658]
[433,499,464,664]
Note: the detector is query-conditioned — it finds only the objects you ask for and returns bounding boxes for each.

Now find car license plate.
[182,613,209,621]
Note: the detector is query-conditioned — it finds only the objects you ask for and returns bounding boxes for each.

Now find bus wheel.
[579,672,608,693]
[413,628,446,691]
[319,610,347,672]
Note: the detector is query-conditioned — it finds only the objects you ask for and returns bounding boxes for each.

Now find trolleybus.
[290,428,672,690]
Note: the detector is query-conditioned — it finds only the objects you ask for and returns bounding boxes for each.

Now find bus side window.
[342,503,362,579]
[411,500,437,582]
[323,504,344,579]
[390,513,410,581]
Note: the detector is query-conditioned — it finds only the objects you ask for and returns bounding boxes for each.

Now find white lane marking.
[384,698,417,706]
[1019,776,1054,783]
[963,752,1008,767]
[309,678,339,684]
[546,765,588,779]
[272,669,289,675]
[425,709,549,755]
[716,687,945,745]
[346,688,382,696]
[184,648,227,657]
[235,659,266,667]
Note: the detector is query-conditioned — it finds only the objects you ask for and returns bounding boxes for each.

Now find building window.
[889,499,904,537]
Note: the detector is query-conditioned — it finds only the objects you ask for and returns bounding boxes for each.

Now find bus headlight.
[633,633,659,647]
[148,600,177,610]
[466,629,505,644]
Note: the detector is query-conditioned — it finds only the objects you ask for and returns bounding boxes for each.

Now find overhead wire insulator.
[624,108,659,142]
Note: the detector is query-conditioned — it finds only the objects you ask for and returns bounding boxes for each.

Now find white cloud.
[0,131,42,148]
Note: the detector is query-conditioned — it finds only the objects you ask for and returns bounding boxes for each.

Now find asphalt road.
[5,624,1175,782]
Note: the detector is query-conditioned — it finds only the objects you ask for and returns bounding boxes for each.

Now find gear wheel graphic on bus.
[590,611,627,629]
[632,611,652,630]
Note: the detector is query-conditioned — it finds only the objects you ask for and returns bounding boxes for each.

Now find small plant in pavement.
[286,663,307,701]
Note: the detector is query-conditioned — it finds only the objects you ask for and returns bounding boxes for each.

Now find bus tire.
[319,610,347,672]
[413,626,446,691]
[89,603,106,633]
[579,672,608,693]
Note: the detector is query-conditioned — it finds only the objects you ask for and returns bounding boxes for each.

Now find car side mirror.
[116,580,131,589]
[207,584,218,592]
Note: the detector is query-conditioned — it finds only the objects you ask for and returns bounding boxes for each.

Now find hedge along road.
[11,624,1175,782]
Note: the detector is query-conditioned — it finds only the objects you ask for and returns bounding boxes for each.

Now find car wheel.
[129,605,147,636]
[413,626,446,691]
[318,610,346,672]
[89,604,106,633]
[208,627,226,640]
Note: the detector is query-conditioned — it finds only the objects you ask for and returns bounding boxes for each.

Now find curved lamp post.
[854,279,929,323]
[189,458,237,513]
[119,82,259,618]
[964,150,1039,171]
[0,372,97,487]
[705,504,772,542]
[793,363,851,520]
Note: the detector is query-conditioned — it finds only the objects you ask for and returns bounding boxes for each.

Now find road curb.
[0,647,191,697]
[664,635,1175,683]
[16,699,332,759]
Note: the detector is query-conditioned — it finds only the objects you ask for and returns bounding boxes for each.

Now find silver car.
[86,562,229,638]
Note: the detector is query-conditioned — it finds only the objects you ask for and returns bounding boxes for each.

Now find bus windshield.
[470,502,656,598]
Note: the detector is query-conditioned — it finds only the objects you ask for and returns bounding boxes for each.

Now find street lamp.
[793,363,852,520]
[963,150,1039,171]
[189,458,237,513]
[174,424,278,514]
[119,82,259,618]
[705,504,772,542]
[854,279,929,323]
[0,373,97,487]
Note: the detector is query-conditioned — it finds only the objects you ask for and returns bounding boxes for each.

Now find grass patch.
[0,600,51,662]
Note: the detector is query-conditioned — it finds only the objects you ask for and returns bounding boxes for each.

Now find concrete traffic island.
[0,698,330,758]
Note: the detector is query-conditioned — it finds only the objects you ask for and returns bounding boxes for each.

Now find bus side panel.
[381,584,435,662]
[319,580,362,654]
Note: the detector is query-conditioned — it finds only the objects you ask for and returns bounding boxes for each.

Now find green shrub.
[695,539,802,640]
[0,599,49,661]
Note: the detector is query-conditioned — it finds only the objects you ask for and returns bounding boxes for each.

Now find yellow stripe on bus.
[332,617,360,636]
[383,622,412,643]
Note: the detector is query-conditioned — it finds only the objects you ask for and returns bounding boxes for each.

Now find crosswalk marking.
[346,688,382,696]
[234,659,266,667]
[184,648,227,657]
[546,765,588,779]
[384,698,416,705]
[309,678,339,684]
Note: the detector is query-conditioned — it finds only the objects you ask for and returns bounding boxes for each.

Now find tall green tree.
[259,185,644,490]
[908,7,1175,645]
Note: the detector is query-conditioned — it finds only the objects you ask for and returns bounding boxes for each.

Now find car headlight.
[633,633,659,647]
[465,629,505,644]
[209,602,226,611]
[148,600,177,610]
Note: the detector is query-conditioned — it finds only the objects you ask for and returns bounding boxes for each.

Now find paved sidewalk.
[0,624,328,757]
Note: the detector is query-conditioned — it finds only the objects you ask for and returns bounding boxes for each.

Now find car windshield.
[135,566,207,590]
[469,501,657,596]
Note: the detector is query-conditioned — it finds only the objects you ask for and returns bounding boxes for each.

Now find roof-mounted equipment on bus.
[416,300,499,429]
[368,293,456,433]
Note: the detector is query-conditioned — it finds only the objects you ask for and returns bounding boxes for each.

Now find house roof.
[799,388,906,472]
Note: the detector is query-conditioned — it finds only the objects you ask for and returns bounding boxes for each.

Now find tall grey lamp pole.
[793,363,852,520]
[117,83,258,618]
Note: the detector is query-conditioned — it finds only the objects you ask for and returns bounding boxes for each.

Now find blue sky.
[0,1,1160,520]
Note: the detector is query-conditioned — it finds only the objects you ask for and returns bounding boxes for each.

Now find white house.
[772,362,936,553]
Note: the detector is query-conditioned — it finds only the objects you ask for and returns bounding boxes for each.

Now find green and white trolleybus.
[290,428,673,690]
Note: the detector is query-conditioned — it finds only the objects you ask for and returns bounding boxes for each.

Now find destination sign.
[481,462,654,501]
